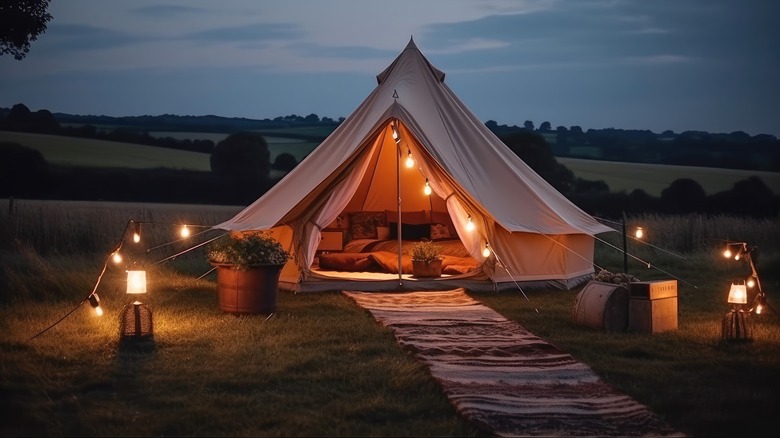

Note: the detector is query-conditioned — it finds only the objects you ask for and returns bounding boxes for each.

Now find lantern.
[126,270,147,294]
[727,283,747,305]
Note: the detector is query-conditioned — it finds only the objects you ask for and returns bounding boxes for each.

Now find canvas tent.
[214,37,614,292]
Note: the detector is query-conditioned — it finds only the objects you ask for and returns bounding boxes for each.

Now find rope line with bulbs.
[25,218,216,342]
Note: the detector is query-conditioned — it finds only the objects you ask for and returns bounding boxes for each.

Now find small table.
[318,228,345,252]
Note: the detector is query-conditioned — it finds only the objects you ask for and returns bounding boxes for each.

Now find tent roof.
[215,37,612,237]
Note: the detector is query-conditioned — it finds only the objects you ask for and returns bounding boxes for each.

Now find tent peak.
[405,36,417,50]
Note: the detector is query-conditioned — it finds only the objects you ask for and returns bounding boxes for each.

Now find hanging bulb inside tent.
[482,243,491,258]
[405,149,414,168]
[424,178,432,196]
[392,125,399,142]
[180,225,191,238]
[466,215,475,232]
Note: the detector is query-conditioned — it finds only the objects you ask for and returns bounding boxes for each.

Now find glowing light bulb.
[734,253,741,261]
[482,244,491,258]
[756,302,764,315]
[392,126,399,140]
[180,225,190,238]
[88,293,103,316]
[133,222,141,243]
[423,179,432,196]
[112,251,122,264]
[723,248,732,258]
[405,151,414,168]
[634,227,644,239]
[747,278,756,288]
[466,216,475,232]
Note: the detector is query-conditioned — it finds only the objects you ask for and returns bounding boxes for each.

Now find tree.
[0,0,53,60]
[523,120,534,131]
[273,153,298,172]
[210,132,270,181]
[539,121,551,132]
[661,178,706,213]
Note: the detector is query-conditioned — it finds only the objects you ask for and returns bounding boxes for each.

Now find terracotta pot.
[214,264,284,314]
[412,259,442,278]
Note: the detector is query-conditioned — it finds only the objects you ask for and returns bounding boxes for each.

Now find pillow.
[376,226,390,240]
[388,222,430,240]
[430,223,452,241]
[385,210,428,225]
[349,211,386,240]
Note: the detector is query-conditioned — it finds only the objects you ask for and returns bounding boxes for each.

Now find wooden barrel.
[572,281,629,331]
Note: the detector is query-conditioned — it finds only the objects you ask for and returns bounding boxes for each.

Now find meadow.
[3,130,777,197]
[1,199,779,436]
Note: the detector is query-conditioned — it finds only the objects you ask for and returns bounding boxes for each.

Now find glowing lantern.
[727,283,747,305]
[126,270,147,295]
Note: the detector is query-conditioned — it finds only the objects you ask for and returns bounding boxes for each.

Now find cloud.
[131,4,206,18]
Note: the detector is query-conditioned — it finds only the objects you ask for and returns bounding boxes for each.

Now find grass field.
[1,200,779,436]
[558,157,780,196]
[3,130,776,197]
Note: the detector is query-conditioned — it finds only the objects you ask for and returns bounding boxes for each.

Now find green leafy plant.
[410,240,442,262]
[206,232,290,268]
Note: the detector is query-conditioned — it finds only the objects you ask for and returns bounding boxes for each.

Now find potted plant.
[410,240,443,278]
[206,232,290,314]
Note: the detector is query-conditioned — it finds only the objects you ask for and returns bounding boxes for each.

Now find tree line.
[1,103,777,217]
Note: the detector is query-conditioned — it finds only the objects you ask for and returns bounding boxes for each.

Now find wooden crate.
[629,280,678,333]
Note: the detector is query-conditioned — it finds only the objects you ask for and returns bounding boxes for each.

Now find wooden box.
[317,229,344,252]
[629,280,678,333]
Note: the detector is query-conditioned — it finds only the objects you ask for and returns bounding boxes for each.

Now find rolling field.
[557,157,780,196]
[2,131,776,196]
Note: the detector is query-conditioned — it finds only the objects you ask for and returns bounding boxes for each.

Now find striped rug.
[343,288,681,437]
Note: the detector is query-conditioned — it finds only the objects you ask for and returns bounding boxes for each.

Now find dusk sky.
[2,0,778,136]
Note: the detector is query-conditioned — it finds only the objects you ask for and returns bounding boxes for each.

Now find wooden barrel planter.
[214,264,284,314]
[572,280,629,331]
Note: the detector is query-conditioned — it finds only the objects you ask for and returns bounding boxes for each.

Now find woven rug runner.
[343,288,681,437]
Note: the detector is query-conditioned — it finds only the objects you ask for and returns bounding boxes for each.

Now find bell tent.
[214,38,614,292]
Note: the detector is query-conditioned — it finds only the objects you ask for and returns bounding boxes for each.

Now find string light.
[88,293,103,316]
[405,149,414,168]
[392,125,400,143]
[180,225,191,238]
[133,222,142,243]
[482,242,491,258]
[634,226,644,239]
[112,251,122,264]
[423,178,432,196]
[723,247,732,258]
[747,277,756,288]
[465,215,475,232]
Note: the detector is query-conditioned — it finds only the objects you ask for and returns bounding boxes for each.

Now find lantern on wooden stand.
[120,270,153,340]
[721,282,751,341]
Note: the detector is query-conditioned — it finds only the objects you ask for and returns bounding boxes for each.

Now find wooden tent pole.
[395,120,403,286]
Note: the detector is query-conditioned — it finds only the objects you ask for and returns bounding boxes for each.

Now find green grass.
[2,203,780,436]
[558,157,780,196]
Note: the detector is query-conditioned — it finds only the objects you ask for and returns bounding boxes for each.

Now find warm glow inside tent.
[214,38,614,292]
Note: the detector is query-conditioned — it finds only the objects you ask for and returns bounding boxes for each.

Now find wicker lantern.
[120,270,153,339]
